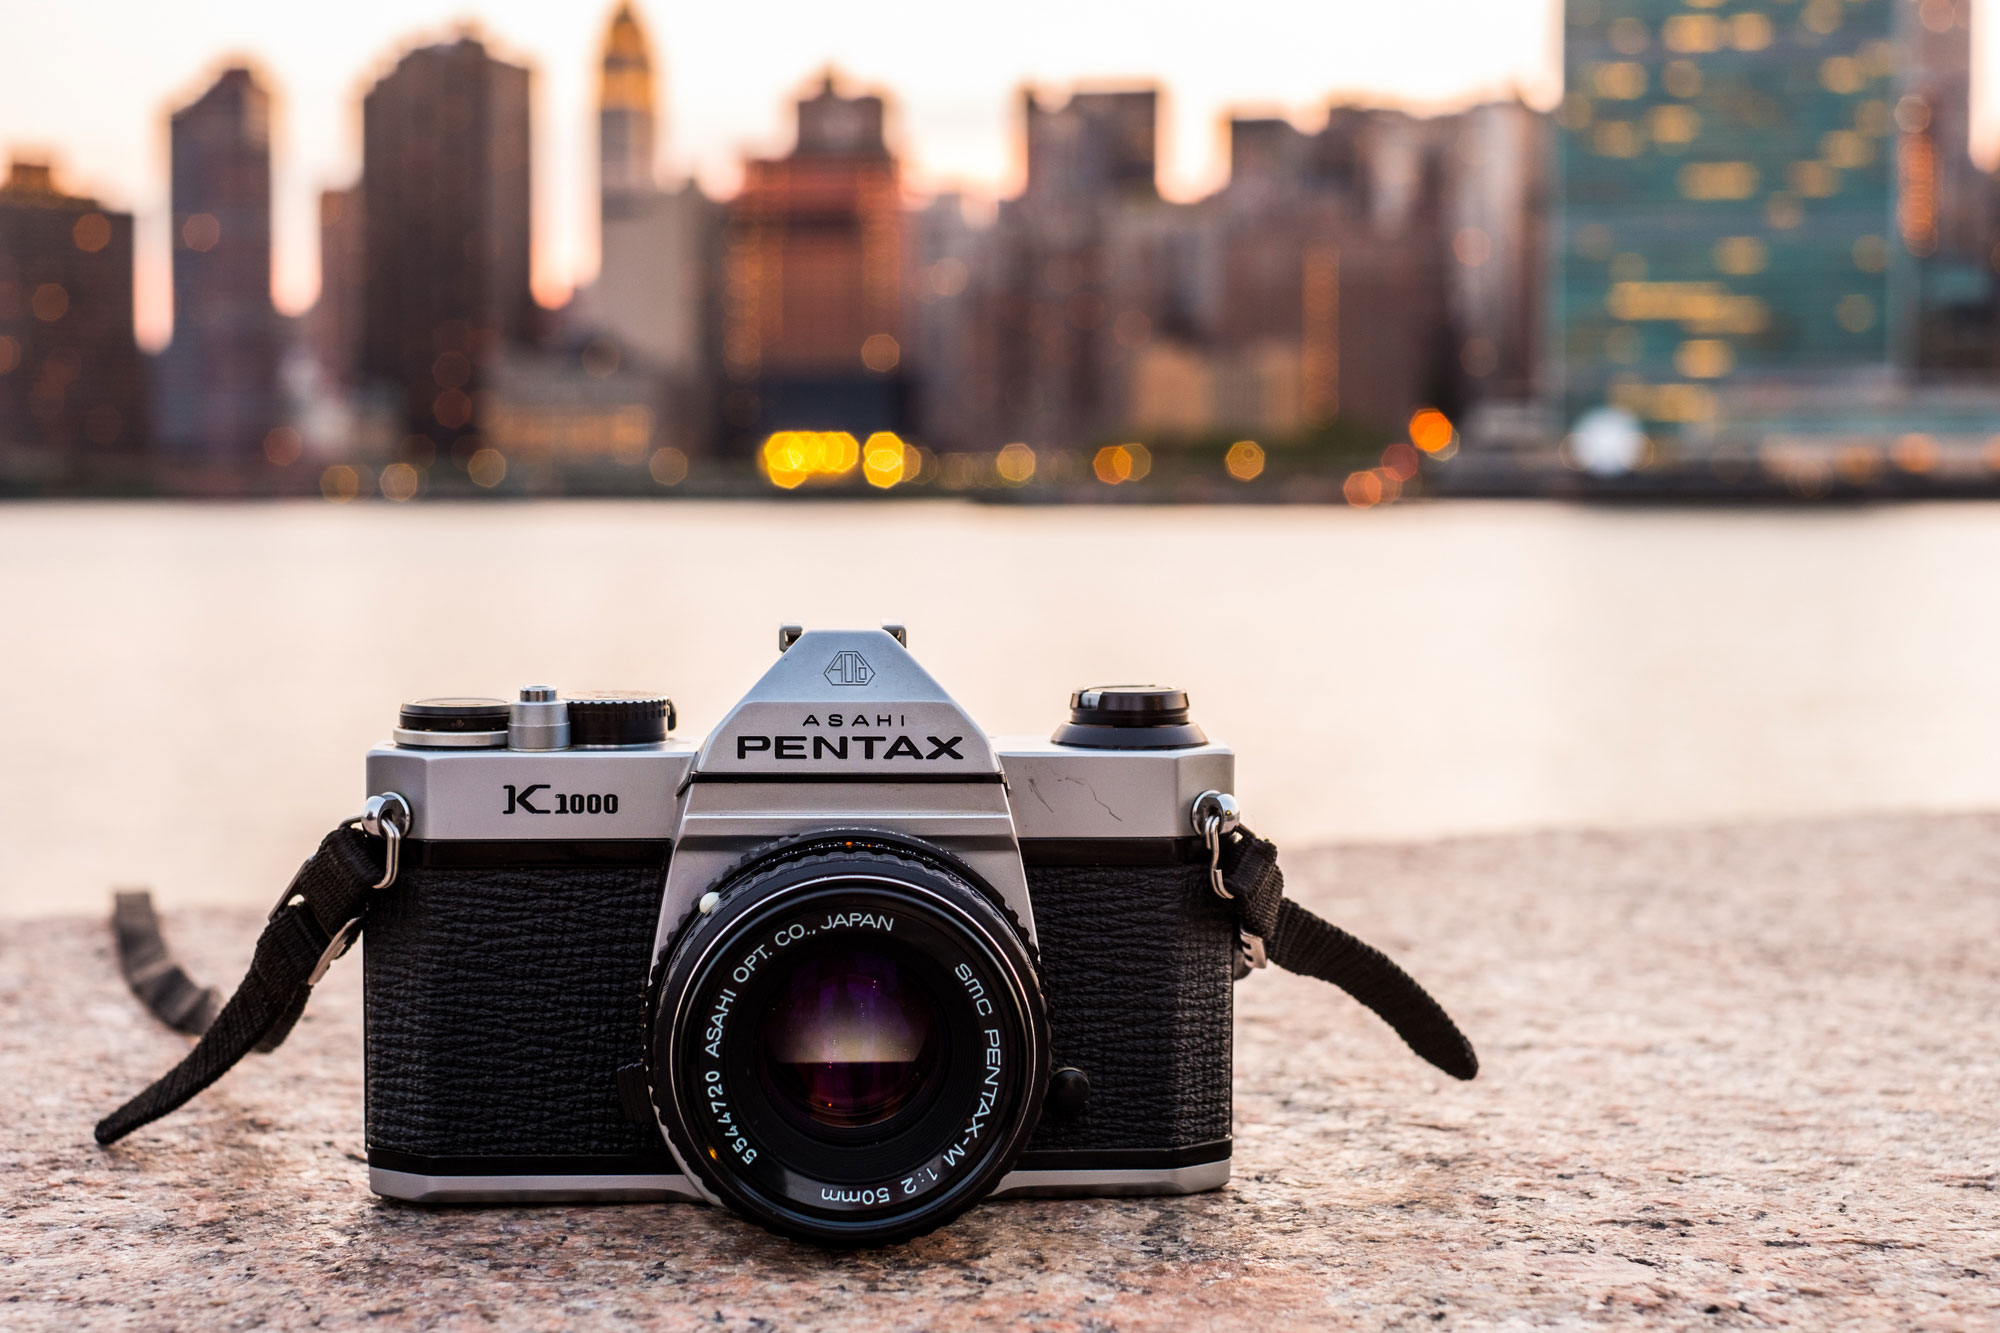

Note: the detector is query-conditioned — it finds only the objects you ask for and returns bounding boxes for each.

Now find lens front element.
[652,844,1047,1246]
[760,944,943,1131]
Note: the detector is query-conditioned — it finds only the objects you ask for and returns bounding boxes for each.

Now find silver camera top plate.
[696,628,1000,777]
[366,743,697,840]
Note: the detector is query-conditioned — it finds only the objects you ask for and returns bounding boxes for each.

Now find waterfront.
[6,498,2000,915]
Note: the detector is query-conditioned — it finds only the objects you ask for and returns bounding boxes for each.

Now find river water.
[4,498,1999,914]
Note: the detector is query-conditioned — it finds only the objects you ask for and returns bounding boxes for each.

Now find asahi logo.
[824,650,873,687]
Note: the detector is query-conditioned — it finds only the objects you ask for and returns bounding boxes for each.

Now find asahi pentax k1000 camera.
[98,624,1476,1247]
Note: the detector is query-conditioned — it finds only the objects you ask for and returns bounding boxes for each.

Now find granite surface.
[3,814,1997,1331]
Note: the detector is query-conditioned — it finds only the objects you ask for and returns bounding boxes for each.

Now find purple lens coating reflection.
[759,948,940,1129]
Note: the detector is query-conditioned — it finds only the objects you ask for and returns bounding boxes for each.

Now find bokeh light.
[31,284,69,322]
[1224,440,1264,480]
[996,442,1036,484]
[1409,408,1455,454]
[762,430,869,488]
[319,465,360,502]
[861,334,901,374]
[181,213,220,252]
[467,448,507,488]
[863,431,908,488]
[379,462,420,502]
[1380,441,1420,482]
[1091,442,1151,484]
[262,426,302,466]
[71,213,111,254]
[648,446,688,485]
[1342,470,1383,507]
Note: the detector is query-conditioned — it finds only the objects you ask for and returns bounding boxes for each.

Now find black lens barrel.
[649,841,1047,1246]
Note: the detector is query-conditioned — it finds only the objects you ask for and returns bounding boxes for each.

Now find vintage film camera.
[99,624,1474,1247]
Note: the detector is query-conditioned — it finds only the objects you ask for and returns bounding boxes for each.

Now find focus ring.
[646,841,1048,1246]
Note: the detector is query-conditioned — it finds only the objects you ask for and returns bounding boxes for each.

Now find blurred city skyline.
[3,0,1582,348]
[10,0,2000,502]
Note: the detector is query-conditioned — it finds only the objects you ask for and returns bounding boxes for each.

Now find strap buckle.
[308,916,366,984]
[313,793,411,975]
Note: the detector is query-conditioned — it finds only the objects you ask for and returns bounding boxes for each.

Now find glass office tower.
[1553,0,1913,436]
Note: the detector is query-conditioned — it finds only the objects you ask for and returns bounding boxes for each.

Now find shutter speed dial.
[568,694,676,748]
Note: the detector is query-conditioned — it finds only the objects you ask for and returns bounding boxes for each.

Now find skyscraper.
[584,3,716,398]
[1446,100,1548,403]
[1901,0,1981,262]
[1023,89,1160,204]
[360,35,532,453]
[598,2,654,201]
[1898,0,1992,369]
[1551,0,1988,442]
[0,157,143,468]
[1191,107,1457,435]
[723,74,903,441]
[308,185,363,390]
[978,89,1166,451]
[156,66,278,466]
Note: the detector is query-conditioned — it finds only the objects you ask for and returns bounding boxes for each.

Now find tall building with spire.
[577,2,717,451]
[157,66,279,466]
[599,3,656,200]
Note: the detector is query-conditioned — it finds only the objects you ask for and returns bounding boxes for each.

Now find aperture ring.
[645,843,1048,1246]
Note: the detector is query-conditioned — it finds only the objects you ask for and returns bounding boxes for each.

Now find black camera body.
[361,628,1239,1243]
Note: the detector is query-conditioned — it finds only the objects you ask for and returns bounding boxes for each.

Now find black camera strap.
[94,824,388,1146]
[111,891,223,1036]
[1218,826,1478,1081]
[95,813,1469,1147]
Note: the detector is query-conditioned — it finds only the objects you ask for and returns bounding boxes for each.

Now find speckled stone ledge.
[4,815,1998,1330]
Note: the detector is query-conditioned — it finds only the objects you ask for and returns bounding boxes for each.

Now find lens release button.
[1045,1067,1090,1119]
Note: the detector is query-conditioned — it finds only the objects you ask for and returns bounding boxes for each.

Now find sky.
[6,0,1985,354]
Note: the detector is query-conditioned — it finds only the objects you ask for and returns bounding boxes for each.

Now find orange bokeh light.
[1094,443,1151,485]
[1224,440,1264,480]
[1409,408,1455,454]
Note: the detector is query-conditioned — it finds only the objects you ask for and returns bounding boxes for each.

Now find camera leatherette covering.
[364,861,664,1159]
[366,855,1234,1166]
[1021,862,1235,1154]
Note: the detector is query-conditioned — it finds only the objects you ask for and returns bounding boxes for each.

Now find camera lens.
[758,944,942,1132]
[650,842,1047,1246]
